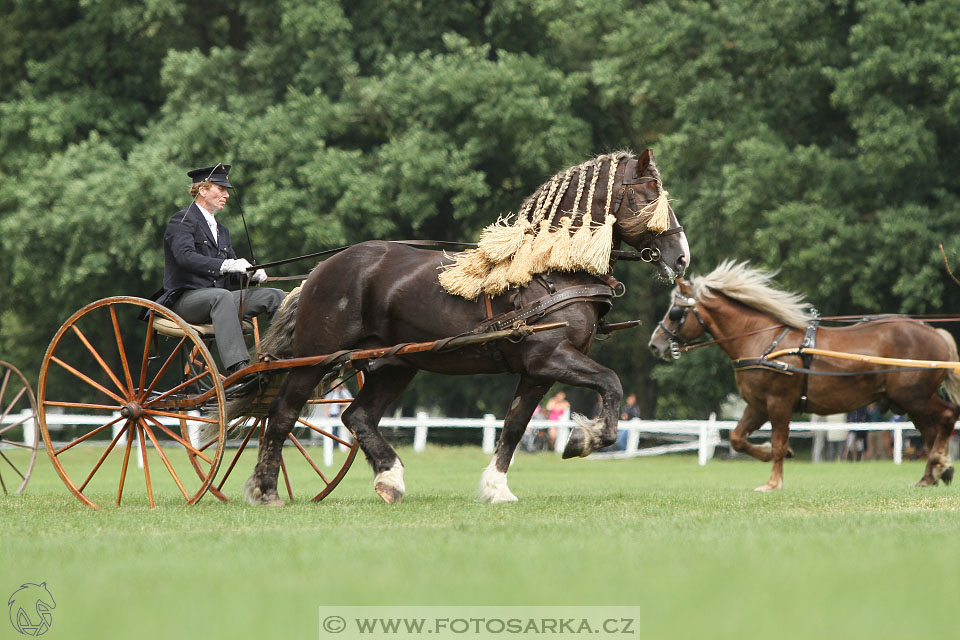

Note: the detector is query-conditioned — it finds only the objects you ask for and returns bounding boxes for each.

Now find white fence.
[5,409,932,468]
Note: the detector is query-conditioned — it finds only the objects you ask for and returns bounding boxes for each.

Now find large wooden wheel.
[0,361,39,495]
[37,297,226,509]
[197,390,360,503]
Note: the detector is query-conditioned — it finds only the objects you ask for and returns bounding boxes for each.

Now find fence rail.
[3,409,933,468]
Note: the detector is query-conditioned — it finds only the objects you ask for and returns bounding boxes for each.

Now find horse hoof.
[753,483,781,492]
[376,483,404,504]
[915,478,938,487]
[942,466,954,486]
[242,476,285,506]
[562,428,587,459]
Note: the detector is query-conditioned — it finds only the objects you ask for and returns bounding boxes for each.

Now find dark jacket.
[156,203,241,308]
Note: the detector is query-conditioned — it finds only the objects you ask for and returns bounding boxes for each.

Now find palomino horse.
[239,149,690,505]
[648,261,960,491]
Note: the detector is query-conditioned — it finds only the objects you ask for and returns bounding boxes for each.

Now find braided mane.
[439,150,670,300]
[690,261,813,328]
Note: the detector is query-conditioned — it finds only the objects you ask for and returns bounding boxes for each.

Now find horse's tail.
[258,286,301,360]
[221,287,302,422]
[936,328,960,406]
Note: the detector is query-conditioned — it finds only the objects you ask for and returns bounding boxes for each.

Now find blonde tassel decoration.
[482,259,514,296]
[582,215,616,273]
[643,190,672,232]
[527,219,555,274]
[478,217,528,262]
[568,213,596,264]
[438,250,491,300]
[547,216,576,271]
[506,236,536,286]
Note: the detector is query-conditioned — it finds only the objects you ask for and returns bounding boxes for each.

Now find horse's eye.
[668,306,683,322]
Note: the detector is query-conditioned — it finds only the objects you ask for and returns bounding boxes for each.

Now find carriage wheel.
[0,361,40,495]
[194,402,360,503]
[37,297,226,509]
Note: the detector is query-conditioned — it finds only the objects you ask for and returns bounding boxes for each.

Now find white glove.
[221,258,253,274]
[251,269,268,284]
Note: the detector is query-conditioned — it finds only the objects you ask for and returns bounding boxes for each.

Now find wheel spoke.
[0,369,11,410]
[52,356,126,405]
[0,468,7,495]
[78,424,128,492]
[287,432,329,484]
[110,305,136,395]
[138,312,155,394]
[139,336,189,401]
[1,440,36,450]
[141,421,189,500]
[297,417,352,447]
[0,450,25,480]
[53,415,124,456]
[0,412,34,437]
[142,370,215,409]
[279,454,294,501]
[117,423,134,506]
[138,424,154,508]
[44,400,120,411]
[0,386,27,425]
[144,414,213,464]
[143,408,219,424]
[69,324,128,398]
[216,419,259,491]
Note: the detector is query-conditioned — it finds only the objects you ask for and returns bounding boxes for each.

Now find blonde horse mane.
[438,150,671,300]
[690,260,813,328]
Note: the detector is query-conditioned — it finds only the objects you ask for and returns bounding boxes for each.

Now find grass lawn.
[2,444,959,639]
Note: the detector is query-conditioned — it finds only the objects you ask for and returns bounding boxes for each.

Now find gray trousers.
[172,287,285,370]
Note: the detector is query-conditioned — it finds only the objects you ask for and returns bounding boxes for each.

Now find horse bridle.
[657,283,705,359]
[618,165,684,264]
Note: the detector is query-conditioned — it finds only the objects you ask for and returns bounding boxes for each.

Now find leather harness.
[475,274,615,372]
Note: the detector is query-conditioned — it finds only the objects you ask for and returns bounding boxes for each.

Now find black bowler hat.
[187,164,232,188]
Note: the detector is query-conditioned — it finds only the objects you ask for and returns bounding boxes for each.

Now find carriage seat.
[153,317,254,339]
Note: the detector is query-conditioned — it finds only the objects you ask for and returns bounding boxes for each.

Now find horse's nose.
[675,254,688,277]
[648,340,662,358]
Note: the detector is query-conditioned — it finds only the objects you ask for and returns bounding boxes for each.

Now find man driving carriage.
[155,164,284,379]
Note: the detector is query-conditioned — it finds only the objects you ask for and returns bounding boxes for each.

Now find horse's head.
[440,148,690,299]
[648,278,705,360]
[613,149,690,280]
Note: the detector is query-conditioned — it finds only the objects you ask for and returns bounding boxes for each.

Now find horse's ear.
[637,149,655,175]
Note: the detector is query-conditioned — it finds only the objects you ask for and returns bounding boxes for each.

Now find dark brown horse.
[648,261,960,491]
[240,149,690,504]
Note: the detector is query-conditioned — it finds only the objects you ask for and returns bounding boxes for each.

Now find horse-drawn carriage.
[35,149,691,508]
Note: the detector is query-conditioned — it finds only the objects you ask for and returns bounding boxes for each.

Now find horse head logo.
[7,582,56,636]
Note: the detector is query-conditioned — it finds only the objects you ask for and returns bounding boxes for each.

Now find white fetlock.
[374,460,405,503]
[478,460,518,503]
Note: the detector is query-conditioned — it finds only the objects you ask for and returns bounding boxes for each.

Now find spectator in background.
[545,391,570,449]
[844,404,879,461]
[620,393,641,421]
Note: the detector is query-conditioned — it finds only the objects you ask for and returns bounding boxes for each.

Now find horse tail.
[258,286,301,360]
[935,328,960,406]
[220,286,302,423]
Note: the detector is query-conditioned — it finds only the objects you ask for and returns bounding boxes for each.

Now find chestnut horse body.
[649,261,960,491]
[242,149,690,505]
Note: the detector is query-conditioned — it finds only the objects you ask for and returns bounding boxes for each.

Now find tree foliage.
[2,0,958,419]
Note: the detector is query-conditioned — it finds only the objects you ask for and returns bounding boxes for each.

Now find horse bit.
[658,283,705,359]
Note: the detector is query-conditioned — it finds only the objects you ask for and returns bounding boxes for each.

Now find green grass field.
[3,444,960,640]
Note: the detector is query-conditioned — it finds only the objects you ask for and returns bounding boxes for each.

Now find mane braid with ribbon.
[439,151,671,300]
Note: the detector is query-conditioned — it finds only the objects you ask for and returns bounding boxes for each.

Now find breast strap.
[477,284,613,333]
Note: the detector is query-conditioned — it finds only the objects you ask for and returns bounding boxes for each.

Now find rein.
[679,314,960,354]
[258,241,670,282]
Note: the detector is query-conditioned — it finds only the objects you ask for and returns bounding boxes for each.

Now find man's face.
[197,183,230,212]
